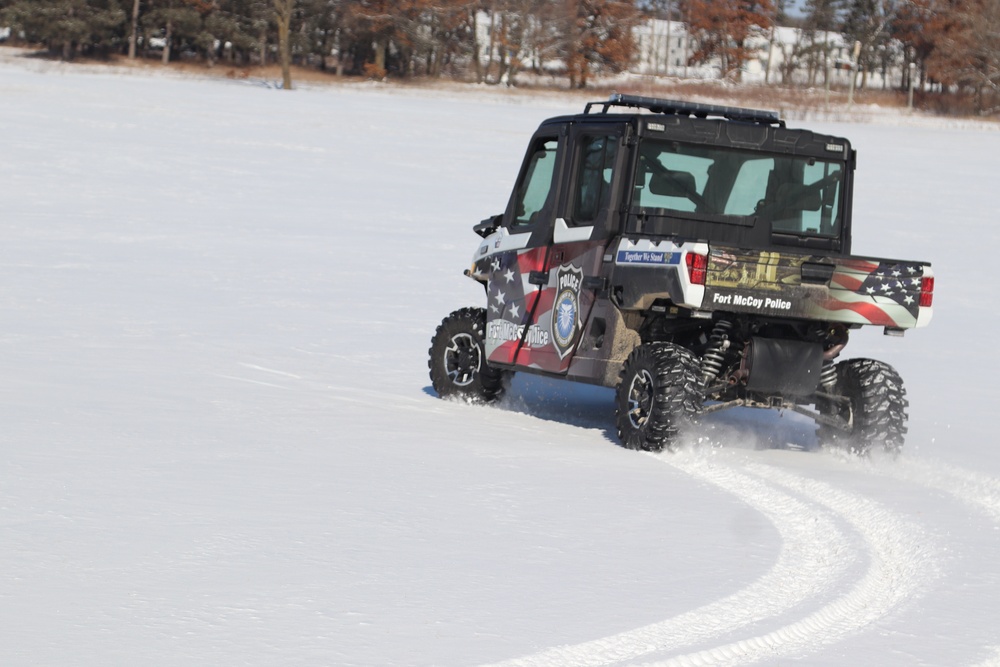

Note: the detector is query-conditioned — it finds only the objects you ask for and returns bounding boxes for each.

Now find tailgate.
[702,248,933,328]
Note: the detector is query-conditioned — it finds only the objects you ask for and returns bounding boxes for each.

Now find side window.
[725,158,774,215]
[800,162,842,235]
[772,161,843,236]
[512,138,559,227]
[573,135,618,224]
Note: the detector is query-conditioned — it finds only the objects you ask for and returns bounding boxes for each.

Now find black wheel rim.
[443,333,481,387]
[627,369,654,429]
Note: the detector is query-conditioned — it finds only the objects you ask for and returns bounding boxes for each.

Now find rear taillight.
[920,276,934,308]
[686,252,707,285]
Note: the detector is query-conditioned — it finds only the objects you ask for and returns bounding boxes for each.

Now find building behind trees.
[0,0,996,114]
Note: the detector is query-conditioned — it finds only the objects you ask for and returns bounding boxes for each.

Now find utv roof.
[584,93,785,128]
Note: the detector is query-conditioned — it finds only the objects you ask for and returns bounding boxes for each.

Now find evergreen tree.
[298,0,344,72]
[140,0,213,63]
[2,0,127,59]
[841,0,894,89]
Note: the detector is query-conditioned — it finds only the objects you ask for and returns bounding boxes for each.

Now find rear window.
[634,139,845,239]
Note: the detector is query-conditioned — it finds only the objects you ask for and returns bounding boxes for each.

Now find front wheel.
[428,308,510,403]
[615,343,704,452]
[817,358,908,455]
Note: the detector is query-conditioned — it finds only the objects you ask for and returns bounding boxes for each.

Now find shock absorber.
[819,359,838,390]
[702,318,733,383]
[819,326,848,391]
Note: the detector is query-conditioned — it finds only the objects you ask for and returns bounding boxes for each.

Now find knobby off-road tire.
[428,308,510,403]
[817,358,908,455]
[615,343,704,452]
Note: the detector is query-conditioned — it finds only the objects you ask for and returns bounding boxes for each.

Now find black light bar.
[584,93,784,127]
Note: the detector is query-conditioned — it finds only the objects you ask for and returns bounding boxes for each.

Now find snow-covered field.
[2,51,999,666]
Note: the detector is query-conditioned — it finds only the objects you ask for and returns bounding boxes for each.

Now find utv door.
[483,132,565,368]
[484,123,626,375]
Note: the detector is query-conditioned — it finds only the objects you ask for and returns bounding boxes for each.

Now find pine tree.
[841,0,894,90]
[1,0,126,59]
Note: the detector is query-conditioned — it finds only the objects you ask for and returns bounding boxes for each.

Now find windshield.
[633,139,845,239]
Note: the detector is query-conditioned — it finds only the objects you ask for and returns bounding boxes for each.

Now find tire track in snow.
[480,453,854,667]
[971,646,1000,667]
[483,455,935,667]
[883,458,1000,523]
[634,463,934,667]
[857,457,1000,667]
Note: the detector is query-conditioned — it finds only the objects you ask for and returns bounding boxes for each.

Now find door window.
[513,138,559,227]
[572,135,619,224]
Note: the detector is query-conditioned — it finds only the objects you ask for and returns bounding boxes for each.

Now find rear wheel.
[428,308,510,403]
[615,343,704,452]
[817,358,908,455]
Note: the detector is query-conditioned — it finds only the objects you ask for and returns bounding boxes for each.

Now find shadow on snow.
[425,373,822,453]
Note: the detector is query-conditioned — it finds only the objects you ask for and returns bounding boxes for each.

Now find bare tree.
[684,0,774,80]
[129,0,141,58]
[273,0,294,88]
[926,0,1000,113]
[560,0,639,88]
[799,0,842,85]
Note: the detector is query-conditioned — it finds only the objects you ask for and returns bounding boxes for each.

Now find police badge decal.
[552,264,583,359]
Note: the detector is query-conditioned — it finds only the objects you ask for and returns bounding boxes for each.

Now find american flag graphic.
[479,241,605,373]
[822,259,925,327]
[482,246,554,366]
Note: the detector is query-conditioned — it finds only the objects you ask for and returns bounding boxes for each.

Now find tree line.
[1,0,997,113]
[793,0,999,113]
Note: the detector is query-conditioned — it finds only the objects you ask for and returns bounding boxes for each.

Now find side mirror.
[473,214,502,238]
